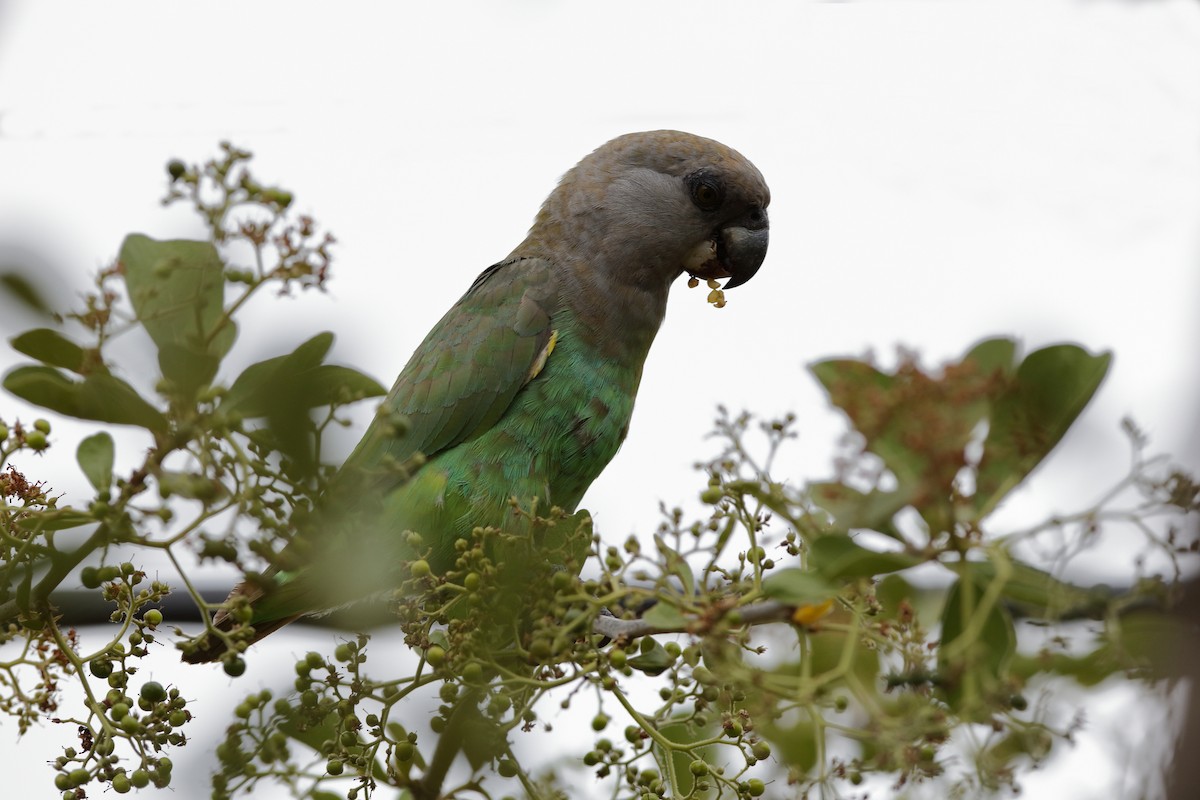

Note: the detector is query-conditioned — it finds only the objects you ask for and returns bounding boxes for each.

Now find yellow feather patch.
[791,598,834,627]
[526,329,558,383]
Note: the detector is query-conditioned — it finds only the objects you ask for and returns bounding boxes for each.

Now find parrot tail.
[180,578,302,664]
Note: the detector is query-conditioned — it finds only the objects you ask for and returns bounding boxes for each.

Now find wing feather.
[343,257,555,479]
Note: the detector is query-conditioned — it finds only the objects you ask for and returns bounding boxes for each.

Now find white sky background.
[0,0,1198,798]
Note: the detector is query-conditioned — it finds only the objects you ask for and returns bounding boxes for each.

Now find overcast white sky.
[1,1,1198,798]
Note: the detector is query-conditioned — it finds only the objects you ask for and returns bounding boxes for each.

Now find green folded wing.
[344,257,556,480]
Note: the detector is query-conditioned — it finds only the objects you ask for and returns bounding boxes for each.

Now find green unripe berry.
[80,567,101,589]
[689,759,709,776]
[112,773,131,793]
[747,778,765,796]
[169,710,187,727]
[33,418,51,434]
[223,656,246,677]
[591,713,609,732]
[463,662,483,683]
[700,486,723,504]
[326,758,344,775]
[497,758,518,778]
[334,643,354,662]
[140,681,167,703]
[25,430,47,450]
[425,645,446,667]
[89,659,112,678]
[394,741,415,762]
[752,740,771,760]
[464,572,481,592]
[110,703,130,721]
[166,160,187,180]
[143,609,163,627]
[608,648,627,669]
[409,559,431,579]
[130,769,150,789]
[55,774,71,791]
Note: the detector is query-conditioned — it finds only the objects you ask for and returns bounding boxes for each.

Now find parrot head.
[519,130,770,294]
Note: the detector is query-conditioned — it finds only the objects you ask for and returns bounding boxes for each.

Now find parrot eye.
[686,171,725,212]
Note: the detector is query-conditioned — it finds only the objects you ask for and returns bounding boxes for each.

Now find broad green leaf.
[641,601,687,630]
[967,559,1106,619]
[654,534,695,597]
[10,328,89,373]
[973,344,1111,517]
[938,568,1017,712]
[0,270,53,315]
[76,432,114,492]
[761,712,818,774]
[14,508,95,531]
[810,350,994,515]
[119,234,236,396]
[4,365,166,432]
[805,627,880,686]
[220,333,384,477]
[657,718,716,796]
[277,712,388,782]
[628,637,673,675]
[158,470,225,502]
[807,481,910,537]
[222,332,336,416]
[763,569,838,604]
[962,336,1017,379]
[809,535,920,582]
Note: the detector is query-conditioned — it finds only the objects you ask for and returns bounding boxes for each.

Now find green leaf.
[938,567,1017,713]
[807,481,910,537]
[761,712,818,774]
[973,344,1111,517]
[654,534,695,598]
[119,234,237,396]
[0,270,53,316]
[641,601,687,630]
[628,637,674,675]
[158,470,225,502]
[762,569,838,604]
[222,333,343,416]
[9,329,89,373]
[962,336,1017,379]
[968,559,1107,619]
[657,718,716,796]
[76,433,115,492]
[3,365,166,432]
[221,333,384,477]
[14,508,95,531]
[809,535,920,582]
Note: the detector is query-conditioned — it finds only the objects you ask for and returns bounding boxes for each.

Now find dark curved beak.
[720,207,769,289]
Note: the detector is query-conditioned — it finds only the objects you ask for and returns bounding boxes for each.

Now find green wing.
[343,257,557,481]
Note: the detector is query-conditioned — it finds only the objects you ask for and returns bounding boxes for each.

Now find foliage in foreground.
[1,144,1197,800]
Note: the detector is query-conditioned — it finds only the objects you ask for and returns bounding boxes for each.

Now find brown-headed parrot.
[184,130,769,663]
